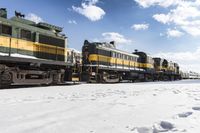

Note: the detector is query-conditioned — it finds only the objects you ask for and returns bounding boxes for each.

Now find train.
[0,9,183,88]
[0,9,80,88]
[180,71,200,79]
[81,40,181,83]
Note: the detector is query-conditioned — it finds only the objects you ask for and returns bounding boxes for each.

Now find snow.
[0,52,8,56]
[0,80,200,133]
[0,52,38,59]
[10,53,38,59]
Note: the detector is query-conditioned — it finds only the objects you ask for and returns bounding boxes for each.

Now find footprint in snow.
[173,90,181,94]
[178,112,193,118]
[131,127,153,133]
[159,121,175,130]
[90,98,96,101]
[47,96,55,99]
[131,121,176,133]
[194,98,200,101]
[153,121,177,133]
[192,107,200,111]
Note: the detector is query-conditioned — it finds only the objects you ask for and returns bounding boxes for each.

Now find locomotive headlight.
[92,72,96,76]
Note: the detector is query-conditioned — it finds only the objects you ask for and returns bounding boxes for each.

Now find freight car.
[0,9,74,88]
[81,40,181,83]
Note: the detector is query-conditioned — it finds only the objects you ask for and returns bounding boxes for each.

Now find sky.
[0,0,200,72]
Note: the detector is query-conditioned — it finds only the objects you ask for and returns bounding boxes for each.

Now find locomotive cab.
[133,51,155,75]
[81,40,141,83]
[132,50,157,81]
[0,9,72,88]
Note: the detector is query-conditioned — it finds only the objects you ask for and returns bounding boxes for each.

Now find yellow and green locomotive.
[81,40,181,83]
[81,40,154,82]
[153,58,180,80]
[0,9,77,88]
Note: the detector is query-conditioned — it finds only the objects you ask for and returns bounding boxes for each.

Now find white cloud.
[153,14,171,24]
[150,0,200,36]
[102,32,132,44]
[181,26,200,36]
[131,23,149,30]
[134,0,182,8]
[153,3,200,25]
[154,47,200,72]
[26,13,43,23]
[134,0,200,72]
[68,20,77,24]
[85,0,99,5]
[166,28,184,38]
[72,0,105,21]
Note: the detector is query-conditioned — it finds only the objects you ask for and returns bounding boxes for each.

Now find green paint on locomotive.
[0,8,67,61]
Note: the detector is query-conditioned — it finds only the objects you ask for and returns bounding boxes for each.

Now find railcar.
[180,71,200,79]
[81,40,153,83]
[153,58,180,80]
[0,9,72,88]
[64,48,82,82]
[133,50,156,81]
[81,40,181,83]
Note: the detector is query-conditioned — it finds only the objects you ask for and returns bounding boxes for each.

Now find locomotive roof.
[95,43,139,58]
[0,16,66,39]
[133,51,152,58]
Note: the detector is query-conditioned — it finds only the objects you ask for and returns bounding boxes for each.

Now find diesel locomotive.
[81,40,181,83]
[0,9,80,88]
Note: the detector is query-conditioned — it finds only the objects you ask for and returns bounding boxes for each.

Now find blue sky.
[0,0,200,72]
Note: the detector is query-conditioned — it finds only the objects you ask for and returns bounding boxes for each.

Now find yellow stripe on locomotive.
[0,35,66,55]
[0,15,68,62]
[0,35,68,61]
[88,54,153,69]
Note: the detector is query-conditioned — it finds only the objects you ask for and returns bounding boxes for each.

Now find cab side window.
[21,29,31,40]
[112,52,115,57]
[1,24,12,35]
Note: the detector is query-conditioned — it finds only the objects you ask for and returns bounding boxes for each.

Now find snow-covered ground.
[0,80,200,133]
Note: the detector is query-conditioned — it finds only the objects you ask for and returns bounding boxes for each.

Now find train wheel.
[96,74,103,83]
[0,72,12,89]
[102,72,120,83]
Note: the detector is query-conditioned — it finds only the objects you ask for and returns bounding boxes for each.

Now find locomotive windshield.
[1,24,12,35]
